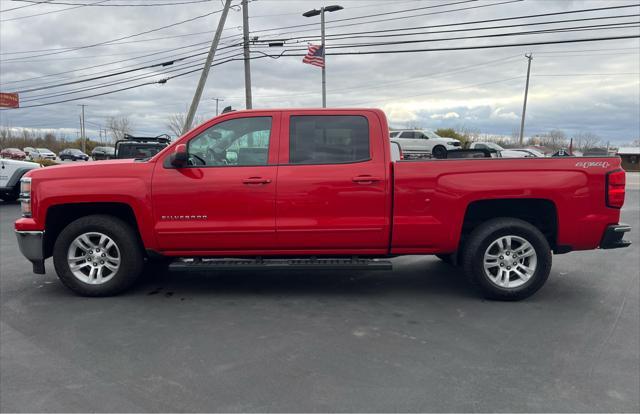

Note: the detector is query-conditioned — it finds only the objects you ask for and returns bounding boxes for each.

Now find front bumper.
[15,230,46,274]
[600,224,632,249]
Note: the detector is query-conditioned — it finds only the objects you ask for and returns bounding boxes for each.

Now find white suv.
[390,129,461,158]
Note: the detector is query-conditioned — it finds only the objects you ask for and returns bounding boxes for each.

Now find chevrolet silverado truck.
[15,109,631,300]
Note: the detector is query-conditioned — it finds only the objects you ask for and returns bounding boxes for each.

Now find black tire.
[53,215,144,296]
[462,218,552,301]
[436,253,456,265]
[432,145,447,159]
[0,187,19,202]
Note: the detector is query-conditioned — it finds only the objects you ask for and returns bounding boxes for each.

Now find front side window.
[188,117,272,166]
[289,115,370,164]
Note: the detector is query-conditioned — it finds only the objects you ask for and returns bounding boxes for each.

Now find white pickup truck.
[0,158,41,201]
[390,129,461,158]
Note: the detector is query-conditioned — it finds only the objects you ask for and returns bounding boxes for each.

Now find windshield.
[423,130,443,139]
[117,143,165,159]
[485,142,504,151]
[37,148,53,153]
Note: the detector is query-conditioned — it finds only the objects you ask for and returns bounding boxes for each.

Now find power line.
[0,0,54,12]
[4,10,636,86]
[249,0,524,35]
[252,3,640,40]
[0,5,228,60]
[9,34,638,110]
[274,14,640,44]
[10,0,216,6]
[1,0,109,22]
[13,22,634,95]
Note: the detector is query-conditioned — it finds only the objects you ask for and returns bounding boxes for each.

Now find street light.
[303,4,343,108]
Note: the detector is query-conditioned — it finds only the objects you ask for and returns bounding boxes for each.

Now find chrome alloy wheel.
[483,235,537,289]
[67,232,121,284]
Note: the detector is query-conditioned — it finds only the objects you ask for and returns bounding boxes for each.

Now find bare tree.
[106,115,132,141]
[537,129,568,150]
[572,131,601,151]
[167,112,204,137]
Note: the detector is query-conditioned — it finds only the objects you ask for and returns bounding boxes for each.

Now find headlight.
[19,177,32,217]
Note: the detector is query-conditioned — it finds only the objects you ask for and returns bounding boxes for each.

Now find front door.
[275,111,390,253]
[152,113,280,253]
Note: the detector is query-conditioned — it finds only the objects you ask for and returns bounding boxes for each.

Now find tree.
[166,112,204,137]
[535,129,568,150]
[106,115,132,141]
[572,131,601,151]
[434,126,479,149]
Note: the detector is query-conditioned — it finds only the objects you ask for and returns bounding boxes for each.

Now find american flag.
[302,44,325,68]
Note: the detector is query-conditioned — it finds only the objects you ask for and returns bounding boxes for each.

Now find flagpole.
[321,7,326,108]
[302,5,343,108]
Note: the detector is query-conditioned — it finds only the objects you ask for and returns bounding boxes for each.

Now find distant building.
[617,147,640,172]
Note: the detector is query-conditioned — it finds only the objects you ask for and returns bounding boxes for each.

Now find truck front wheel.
[53,215,144,296]
[461,218,551,301]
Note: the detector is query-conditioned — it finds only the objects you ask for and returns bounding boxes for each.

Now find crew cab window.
[289,115,370,164]
[188,117,272,166]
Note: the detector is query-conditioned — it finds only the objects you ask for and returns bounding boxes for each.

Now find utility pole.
[78,104,87,152]
[519,53,533,145]
[242,0,252,109]
[320,9,326,108]
[211,97,224,116]
[182,0,233,134]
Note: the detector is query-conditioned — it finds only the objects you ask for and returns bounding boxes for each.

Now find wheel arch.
[461,198,559,251]
[43,202,144,259]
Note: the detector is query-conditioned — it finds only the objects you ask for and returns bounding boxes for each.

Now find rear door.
[275,111,390,253]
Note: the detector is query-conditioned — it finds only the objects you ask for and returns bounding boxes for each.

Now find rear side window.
[289,115,370,164]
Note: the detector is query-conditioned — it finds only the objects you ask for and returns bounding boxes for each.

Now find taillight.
[606,169,626,209]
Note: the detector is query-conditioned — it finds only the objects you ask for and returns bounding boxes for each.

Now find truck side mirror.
[171,144,188,167]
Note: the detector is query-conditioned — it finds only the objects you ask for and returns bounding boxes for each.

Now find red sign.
[0,93,19,108]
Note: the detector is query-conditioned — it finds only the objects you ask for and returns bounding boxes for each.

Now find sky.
[0,0,639,145]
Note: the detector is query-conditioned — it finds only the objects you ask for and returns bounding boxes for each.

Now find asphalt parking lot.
[1,181,638,412]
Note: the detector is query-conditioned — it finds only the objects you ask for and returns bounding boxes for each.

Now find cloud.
[0,0,638,144]
[430,111,460,120]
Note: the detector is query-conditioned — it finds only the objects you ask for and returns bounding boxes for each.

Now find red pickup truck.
[15,109,630,300]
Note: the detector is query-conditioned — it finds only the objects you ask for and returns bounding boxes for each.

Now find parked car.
[59,148,90,161]
[511,148,546,157]
[91,146,116,160]
[15,108,630,301]
[29,148,57,161]
[390,141,403,161]
[1,147,27,160]
[469,142,529,158]
[115,134,170,159]
[391,129,461,159]
[0,158,40,201]
[23,147,35,158]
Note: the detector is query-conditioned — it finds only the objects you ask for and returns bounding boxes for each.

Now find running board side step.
[169,257,393,271]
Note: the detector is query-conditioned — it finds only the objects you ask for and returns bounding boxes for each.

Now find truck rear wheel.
[461,218,551,301]
[53,215,144,296]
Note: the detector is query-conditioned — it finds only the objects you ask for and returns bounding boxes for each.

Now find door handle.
[242,177,272,185]
[352,175,382,184]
